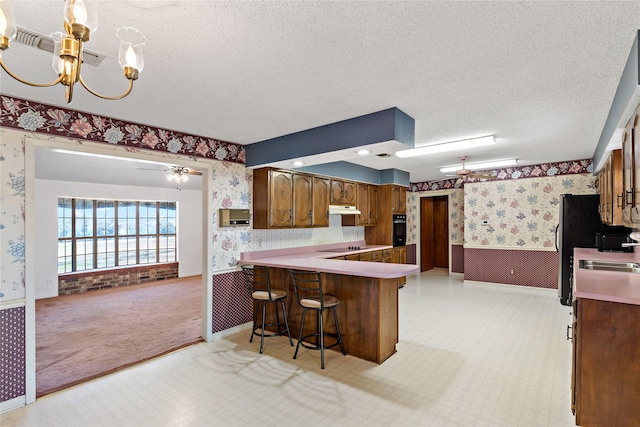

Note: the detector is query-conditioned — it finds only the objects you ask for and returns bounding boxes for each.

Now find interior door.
[433,196,449,268]
[421,198,434,271]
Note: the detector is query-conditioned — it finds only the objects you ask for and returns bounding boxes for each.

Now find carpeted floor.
[36,276,203,397]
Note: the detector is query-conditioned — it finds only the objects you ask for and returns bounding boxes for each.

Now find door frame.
[24,136,214,403]
[418,194,452,274]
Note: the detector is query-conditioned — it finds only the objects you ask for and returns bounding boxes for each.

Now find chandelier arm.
[0,59,66,87]
[78,73,134,100]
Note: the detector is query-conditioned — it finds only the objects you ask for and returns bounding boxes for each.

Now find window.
[58,198,177,273]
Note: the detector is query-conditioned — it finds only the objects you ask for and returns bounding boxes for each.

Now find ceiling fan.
[137,165,202,183]
[445,156,496,184]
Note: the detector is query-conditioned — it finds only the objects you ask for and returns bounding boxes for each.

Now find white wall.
[34,179,202,299]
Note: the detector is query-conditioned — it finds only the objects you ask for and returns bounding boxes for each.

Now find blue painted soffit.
[244,107,415,168]
[296,162,410,186]
[593,30,640,173]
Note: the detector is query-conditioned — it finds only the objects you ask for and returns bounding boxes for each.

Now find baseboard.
[178,271,202,278]
[210,321,252,341]
[463,279,557,293]
[0,395,25,414]
[450,272,464,279]
[35,292,59,300]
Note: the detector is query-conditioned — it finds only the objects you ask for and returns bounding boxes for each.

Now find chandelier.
[0,0,145,103]
[166,168,189,184]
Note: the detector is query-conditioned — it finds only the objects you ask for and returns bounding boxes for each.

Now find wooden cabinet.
[572,298,640,426]
[330,179,357,205]
[391,185,407,213]
[622,105,640,225]
[343,183,379,226]
[382,249,392,263]
[253,168,330,229]
[598,150,624,226]
[392,246,407,287]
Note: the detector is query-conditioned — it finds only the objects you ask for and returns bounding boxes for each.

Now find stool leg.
[274,299,282,336]
[294,307,307,360]
[280,300,293,346]
[332,307,346,355]
[259,301,266,354]
[318,309,325,369]
[250,301,258,343]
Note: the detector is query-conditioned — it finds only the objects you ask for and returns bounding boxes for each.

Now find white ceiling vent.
[14,27,105,67]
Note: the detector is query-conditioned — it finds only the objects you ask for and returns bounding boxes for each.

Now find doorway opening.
[420,196,449,271]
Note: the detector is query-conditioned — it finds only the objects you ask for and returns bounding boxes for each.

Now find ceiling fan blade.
[185,168,203,176]
[136,167,166,172]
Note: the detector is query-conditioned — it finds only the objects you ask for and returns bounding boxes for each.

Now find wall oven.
[392,214,406,247]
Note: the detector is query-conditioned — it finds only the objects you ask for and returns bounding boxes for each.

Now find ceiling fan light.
[396,135,496,158]
[64,0,98,33]
[117,26,145,73]
[0,0,17,43]
[440,158,517,173]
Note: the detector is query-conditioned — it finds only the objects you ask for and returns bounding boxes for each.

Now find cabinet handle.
[566,325,573,342]
[617,194,624,208]
[309,209,313,219]
[326,209,329,219]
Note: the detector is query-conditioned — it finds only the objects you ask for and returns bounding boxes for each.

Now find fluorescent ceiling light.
[440,158,518,173]
[292,160,304,166]
[395,135,496,158]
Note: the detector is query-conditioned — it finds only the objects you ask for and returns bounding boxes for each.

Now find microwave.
[219,209,250,226]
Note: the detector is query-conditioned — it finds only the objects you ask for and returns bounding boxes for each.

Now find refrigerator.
[556,194,630,306]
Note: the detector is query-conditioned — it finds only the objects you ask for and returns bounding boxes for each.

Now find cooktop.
[318,246,370,253]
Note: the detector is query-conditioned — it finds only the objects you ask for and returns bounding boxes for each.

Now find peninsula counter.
[239,242,419,364]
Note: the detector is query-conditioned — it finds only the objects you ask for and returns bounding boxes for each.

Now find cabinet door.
[392,186,407,213]
[330,180,345,204]
[632,106,640,223]
[269,171,293,227]
[356,184,370,225]
[343,181,357,205]
[293,174,313,227]
[312,176,330,227]
[622,121,634,224]
[369,186,379,225]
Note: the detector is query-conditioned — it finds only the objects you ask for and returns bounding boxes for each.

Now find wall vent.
[14,27,105,67]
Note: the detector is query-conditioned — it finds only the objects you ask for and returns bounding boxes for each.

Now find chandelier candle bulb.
[0,0,17,49]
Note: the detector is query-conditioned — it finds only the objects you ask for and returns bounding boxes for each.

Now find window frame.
[57,198,177,274]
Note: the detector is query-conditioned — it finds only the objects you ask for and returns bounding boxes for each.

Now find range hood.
[329,205,361,215]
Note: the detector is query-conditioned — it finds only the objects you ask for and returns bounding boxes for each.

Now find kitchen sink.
[579,260,640,274]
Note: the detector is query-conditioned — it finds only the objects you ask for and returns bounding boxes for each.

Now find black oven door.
[392,219,406,247]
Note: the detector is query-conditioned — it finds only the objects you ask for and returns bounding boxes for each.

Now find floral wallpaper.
[411,159,593,191]
[406,189,464,245]
[0,132,26,301]
[0,96,245,164]
[464,173,597,248]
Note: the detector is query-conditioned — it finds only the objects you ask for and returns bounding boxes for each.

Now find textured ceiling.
[3,1,640,183]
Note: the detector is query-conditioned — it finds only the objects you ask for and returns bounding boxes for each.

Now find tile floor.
[2,269,575,426]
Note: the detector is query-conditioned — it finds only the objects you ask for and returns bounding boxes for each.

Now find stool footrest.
[253,322,289,338]
[297,332,342,351]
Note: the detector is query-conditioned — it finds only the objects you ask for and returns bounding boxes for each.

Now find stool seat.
[300,295,339,309]
[253,289,287,301]
[241,265,293,354]
[288,269,346,369]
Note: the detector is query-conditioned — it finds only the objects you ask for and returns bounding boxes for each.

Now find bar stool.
[288,269,346,369]
[241,265,293,353]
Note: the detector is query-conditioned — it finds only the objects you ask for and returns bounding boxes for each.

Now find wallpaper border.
[411,159,593,192]
[0,95,245,164]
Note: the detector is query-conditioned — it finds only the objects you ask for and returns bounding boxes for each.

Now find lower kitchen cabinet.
[572,298,640,427]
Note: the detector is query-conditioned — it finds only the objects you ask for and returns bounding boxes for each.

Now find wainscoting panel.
[212,271,253,334]
[0,306,26,402]
[452,245,464,273]
[464,248,558,289]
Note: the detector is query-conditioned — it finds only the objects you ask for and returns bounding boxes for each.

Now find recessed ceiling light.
[357,149,370,155]
[292,161,304,166]
[440,158,517,173]
[395,135,496,158]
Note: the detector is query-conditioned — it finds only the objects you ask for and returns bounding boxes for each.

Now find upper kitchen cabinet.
[330,179,357,205]
[598,149,624,226]
[342,183,379,226]
[253,168,330,229]
[622,104,640,226]
[391,185,407,213]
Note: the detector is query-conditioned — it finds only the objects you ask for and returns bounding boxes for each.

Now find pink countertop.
[239,241,419,279]
[573,248,640,305]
